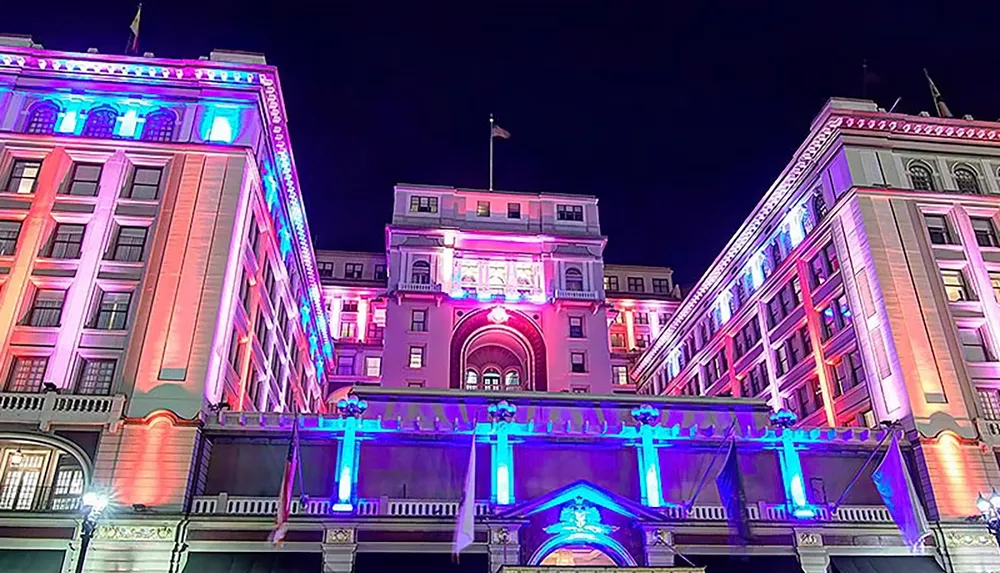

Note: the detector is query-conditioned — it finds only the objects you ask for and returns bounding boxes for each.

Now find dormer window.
[410,196,438,214]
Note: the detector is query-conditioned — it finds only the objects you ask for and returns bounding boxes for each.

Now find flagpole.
[831,423,896,510]
[489,114,495,191]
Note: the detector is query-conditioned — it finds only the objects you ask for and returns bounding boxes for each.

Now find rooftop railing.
[0,391,125,431]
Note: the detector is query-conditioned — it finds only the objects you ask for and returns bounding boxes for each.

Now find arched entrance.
[539,547,618,566]
[450,307,547,391]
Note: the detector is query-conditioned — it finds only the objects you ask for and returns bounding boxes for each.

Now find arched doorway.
[450,307,547,391]
[539,547,618,566]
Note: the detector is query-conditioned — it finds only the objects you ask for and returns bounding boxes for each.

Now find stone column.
[641,526,677,567]
[794,530,829,573]
[322,527,358,573]
[487,524,521,573]
[935,524,1000,573]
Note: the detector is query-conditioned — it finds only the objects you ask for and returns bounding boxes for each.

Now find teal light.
[333,415,360,512]
[636,424,663,507]
[778,430,816,519]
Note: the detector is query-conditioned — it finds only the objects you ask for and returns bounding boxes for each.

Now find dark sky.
[5,1,997,285]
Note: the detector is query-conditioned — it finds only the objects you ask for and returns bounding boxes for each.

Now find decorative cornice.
[93,524,174,542]
[943,531,997,548]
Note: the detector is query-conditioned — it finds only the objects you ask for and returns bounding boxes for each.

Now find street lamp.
[75,492,109,573]
[976,491,1000,546]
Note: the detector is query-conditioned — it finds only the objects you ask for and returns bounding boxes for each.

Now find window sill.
[116,197,160,206]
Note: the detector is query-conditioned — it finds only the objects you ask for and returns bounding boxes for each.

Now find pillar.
[487,524,521,573]
[934,523,1000,573]
[793,530,830,573]
[322,527,357,573]
[641,526,677,567]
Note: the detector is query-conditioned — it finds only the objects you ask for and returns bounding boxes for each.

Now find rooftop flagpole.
[489,114,495,191]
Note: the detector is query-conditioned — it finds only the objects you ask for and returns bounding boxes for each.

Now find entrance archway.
[450,308,547,391]
[539,547,618,566]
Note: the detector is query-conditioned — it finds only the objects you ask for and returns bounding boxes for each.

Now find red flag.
[270,417,300,544]
[126,5,141,55]
[491,124,510,139]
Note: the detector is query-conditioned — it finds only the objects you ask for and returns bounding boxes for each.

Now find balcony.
[397,282,442,294]
[0,391,125,431]
[554,289,600,301]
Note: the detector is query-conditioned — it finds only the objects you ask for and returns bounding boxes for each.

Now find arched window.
[811,191,828,222]
[464,369,479,390]
[81,107,119,139]
[483,368,501,391]
[504,371,520,388]
[24,101,60,135]
[410,260,431,284]
[954,166,980,195]
[565,268,584,291]
[909,163,934,191]
[140,109,176,143]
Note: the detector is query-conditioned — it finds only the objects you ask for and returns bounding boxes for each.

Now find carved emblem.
[324,528,355,544]
[796,531,822,547]
[93,525,174,541]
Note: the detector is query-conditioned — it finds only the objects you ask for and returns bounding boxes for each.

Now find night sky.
[6,1,998,286]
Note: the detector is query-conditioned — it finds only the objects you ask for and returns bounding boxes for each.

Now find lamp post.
[75,492,108,573]
[976,491,1000,547]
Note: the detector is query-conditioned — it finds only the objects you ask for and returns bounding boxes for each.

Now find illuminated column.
[333,396,367,512]
[328,295,342,340]
[772,413,815,518]
[488,401,517,506]
[631,405,663,508]
[356,298,369,343]
[794,260,837,427]
[624,309,637,350]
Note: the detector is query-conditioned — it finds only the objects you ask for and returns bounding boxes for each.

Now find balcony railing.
[554,289,600,301]
[0,391,125,431]
[397,283,442,293]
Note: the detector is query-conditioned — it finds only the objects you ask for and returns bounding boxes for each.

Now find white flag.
[452,436,477,557]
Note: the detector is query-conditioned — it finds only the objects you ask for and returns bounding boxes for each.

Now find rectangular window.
[652,278,670,294]
[570,352,586,373]
[408,346,424,368]
[959,327,991,362]
[0,451,45,510]
[46,223,85,259]
[507,203,521,219]
[924,214,952,245]
[972,217,999,248]
[76,358,115,395]
[556,204,584,222]
[809,243,840,287]
[365,356,382,377]
[978,389,1000,421]
[941,269,971,302]
[627,277,645,292]
[990,272,1000,302]
[569,316,584,338]
[0,221,21,256]
[228,329,242,370]
[65,163,102,196]
[775,345,789,375]
[92,291,131,330]
[342,300,359,313]
[4,160,42,194]
[126,167,163,200]
[636,333,651,348]
[27,289,65,327]
[374,264,387,280]
[339,322,357,339]
[410,195,438,213]
[110,226,147,262]
[476,201,491,217]
[336,355,354,376]
[610,332,625,348]
[604,276,619,292]
[5,357,48,392]
[411,309,427,332]
[317,261,334,278]
[344,263,363,279]
[613,365,629,385]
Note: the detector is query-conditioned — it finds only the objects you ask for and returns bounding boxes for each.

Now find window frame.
[65,163,103,197]
[4,159,43,195]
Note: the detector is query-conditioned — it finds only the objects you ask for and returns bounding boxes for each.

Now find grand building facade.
[0,38,997,573]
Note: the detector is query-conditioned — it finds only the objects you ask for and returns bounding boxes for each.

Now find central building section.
[381,184,615,393]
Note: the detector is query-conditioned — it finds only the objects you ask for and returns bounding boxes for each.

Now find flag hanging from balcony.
[126,4,142,55]
[452,435,477,559]
[715,440,750,545]
[270,416,300,544]
[871,434,931,550]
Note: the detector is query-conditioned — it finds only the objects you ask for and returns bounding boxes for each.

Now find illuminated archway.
[450,308,547,391]
[539,547,618,566]
[529,535,636,567]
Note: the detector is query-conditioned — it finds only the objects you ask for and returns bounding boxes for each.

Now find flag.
[452,436,477,558]
[924,69,953,119]
[270,417,300,544]
[871,434,931,550]
[491,123,510,139]
[715,440,750,545]
[127,5,142,55]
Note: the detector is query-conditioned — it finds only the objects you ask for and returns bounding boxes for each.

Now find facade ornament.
[93,524,174,541]
[795,531,823,547]
[769,408,798,429]
[324,528,356,544]
[944,531,997,547]
[488,400,517,423]
[631,404,660,426]
[336,395,368,418]
[491,527,513,545]
[645,527,673,546]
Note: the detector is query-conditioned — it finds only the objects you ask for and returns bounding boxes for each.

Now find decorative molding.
[93,524,174,541]
[490,526,515,545]
[795,531,823,547]
[324,528,355,544]
[944,532,997,548]
[914,411,978,440]
[645,528,674,547]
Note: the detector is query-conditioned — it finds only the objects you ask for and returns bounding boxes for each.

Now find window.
[339,322,357,339]
[140,109,176,142]
[610,332,625,348]
[924,214,953,245]
[812,191,828,222]
[636,333,651,348]
[408,346,424,368]
[0,451,45,511]
[483,369,501,391]
[505,371,520,388]
[27,289,65,327]
[613,365,629,385]
[991,272,1000,302]
[766,279,802,327]
[410,195,438,213]
[342,300,358,313]
[4,160,42,194]
[125,167,163,200]
[76,358,115,395]
[411,260,431,284]
[652,278,670,294]
[318,261,334,278]
[24,101,59,134]
[476,201,491,217]
[604,276,619,292]
[570,352,586,373]
[979,389,1000,421]
[344,263,363,279]
[569,316,584,338]
[81,107,118,139]
[411,309,427,332]
[959,327,991,362]
[941,269,970,302]
[627,277,645,293]
[365,356,382,377]
[909,163,934,191]
[110,226,147,262]
[336,356,354,376]
[954,166,981,194]
[374,264,387,281]
[809,243,839,288]
[972,218,999,248]
[820,294,852,341]
[734,317,762,359]
[5,357,47,393]
[634,312,649,325]
[92,291,131,330]
[465,369,478,390]
[565,268,584,291]
[0,221,21,256]
[775,345,790,376]
[66,163,102,196]
[46,224,85,259]
[49,464,84,511]
[832,350,866,396]
[556,204,584,222]
[507,203,521,219]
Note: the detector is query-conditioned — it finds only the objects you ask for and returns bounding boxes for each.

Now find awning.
[0,550,65,573]
[687,555,802,573]
[182,552,322,573]
[355,552,489,573]
[832,556,945,573]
